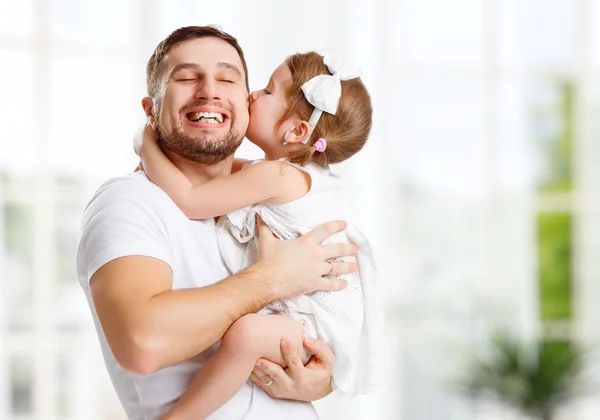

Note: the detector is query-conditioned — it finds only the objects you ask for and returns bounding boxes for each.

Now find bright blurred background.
[1,0,600,419]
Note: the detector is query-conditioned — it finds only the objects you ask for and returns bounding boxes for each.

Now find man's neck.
[165,151,234,186]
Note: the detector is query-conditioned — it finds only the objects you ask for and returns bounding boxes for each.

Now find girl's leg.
[162,313,305,420]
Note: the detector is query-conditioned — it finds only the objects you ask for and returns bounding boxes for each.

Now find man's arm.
[90,256,278,375]
[90,218,357,376]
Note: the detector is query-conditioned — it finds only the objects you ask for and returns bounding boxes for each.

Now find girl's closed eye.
[263,88,271,95]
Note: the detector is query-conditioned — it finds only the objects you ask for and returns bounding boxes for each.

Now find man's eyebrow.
[217,62,243,78]
[168,62,243,79]
[169,62,199,76]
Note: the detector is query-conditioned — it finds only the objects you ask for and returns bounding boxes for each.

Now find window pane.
[54,198,90,331]
[0,50,35,174]
[54,201,80,286]
[494,77,530,191]
[49,54,142,179]
[537,213,572,320]
[391,79,484,195]
[497,0,525,68]
[49,0,137,49]
[526,0,576,71]
[2,199,34,330]
[530,81,574,193]
[591,1,600,68]
[55,354,70,418]
[10,354,34,415]
[391,0,482,66]
[154,0,239,43]
[590,82,600,196]
[0,0,34,35]
[395,196,486,298]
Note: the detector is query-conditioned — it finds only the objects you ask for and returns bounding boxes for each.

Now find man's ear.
[284,121,312,144]
[141,97,157,129]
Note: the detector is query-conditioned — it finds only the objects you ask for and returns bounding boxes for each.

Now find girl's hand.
[133,124,158,156]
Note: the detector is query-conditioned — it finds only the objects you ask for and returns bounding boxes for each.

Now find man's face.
[151,37,250,165]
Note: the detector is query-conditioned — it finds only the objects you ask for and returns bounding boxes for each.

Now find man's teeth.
[189,112,224,124]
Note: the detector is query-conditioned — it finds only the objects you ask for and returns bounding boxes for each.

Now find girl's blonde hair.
[280,52,373,167]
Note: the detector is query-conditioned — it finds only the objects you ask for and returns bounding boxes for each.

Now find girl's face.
[246,63,295,152]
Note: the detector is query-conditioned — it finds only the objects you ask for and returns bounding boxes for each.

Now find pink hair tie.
[314,138,327,152]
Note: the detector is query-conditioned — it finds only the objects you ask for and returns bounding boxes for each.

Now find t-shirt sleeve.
[77,177,173,286]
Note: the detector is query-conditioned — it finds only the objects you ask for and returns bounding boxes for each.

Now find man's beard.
[157,100,243,165]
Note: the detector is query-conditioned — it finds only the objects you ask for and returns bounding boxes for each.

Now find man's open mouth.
[186,111,225,124]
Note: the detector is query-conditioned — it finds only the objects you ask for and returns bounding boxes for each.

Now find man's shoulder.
[80,172,183,234]
[77,172,176,290]
[85,172,171,212]
[92,171,160,199]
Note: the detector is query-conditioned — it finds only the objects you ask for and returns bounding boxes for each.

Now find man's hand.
[250,338,334,401]
[256,217,357,300]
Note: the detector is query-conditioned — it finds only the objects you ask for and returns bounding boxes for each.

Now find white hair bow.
[300,53,360,143]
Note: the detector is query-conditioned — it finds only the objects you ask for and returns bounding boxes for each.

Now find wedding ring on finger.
[264,379,274,386]
[325,261,334,276]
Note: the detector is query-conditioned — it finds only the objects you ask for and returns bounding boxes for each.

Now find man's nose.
[195,79,221,101]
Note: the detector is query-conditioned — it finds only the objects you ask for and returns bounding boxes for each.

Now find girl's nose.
[250,90,260,102]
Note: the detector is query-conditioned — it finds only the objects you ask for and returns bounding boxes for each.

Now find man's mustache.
[180,100,234,116]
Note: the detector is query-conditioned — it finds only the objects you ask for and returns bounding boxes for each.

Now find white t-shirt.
[76,172,319,420]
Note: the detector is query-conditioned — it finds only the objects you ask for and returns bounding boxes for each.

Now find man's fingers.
[304,221,347,244]
[318,278,348,292]
[280,339,304,376]
[322,261,357,277]
[250,366,272,386]
[254,357,291,388]
[249,372,266,386]
[322,242,357,261]
[303,338,335,367]
[250,372,265,384]
[252,361,271,382]
[249,372,275,396]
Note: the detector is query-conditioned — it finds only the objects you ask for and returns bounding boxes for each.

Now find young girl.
[135,51,382,420]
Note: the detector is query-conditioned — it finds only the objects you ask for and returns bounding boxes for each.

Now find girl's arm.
[137,127,302,220]
[232,158,248,174]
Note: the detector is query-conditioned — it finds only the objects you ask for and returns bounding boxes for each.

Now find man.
[76,26,357,419]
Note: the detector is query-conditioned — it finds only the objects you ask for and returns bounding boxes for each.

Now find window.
[532,81,574,327]
[1,1,599,419]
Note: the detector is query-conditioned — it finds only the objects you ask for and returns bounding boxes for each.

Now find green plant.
[456,332,587,420]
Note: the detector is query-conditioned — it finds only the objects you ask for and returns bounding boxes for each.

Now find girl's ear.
[283,121,312,145]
